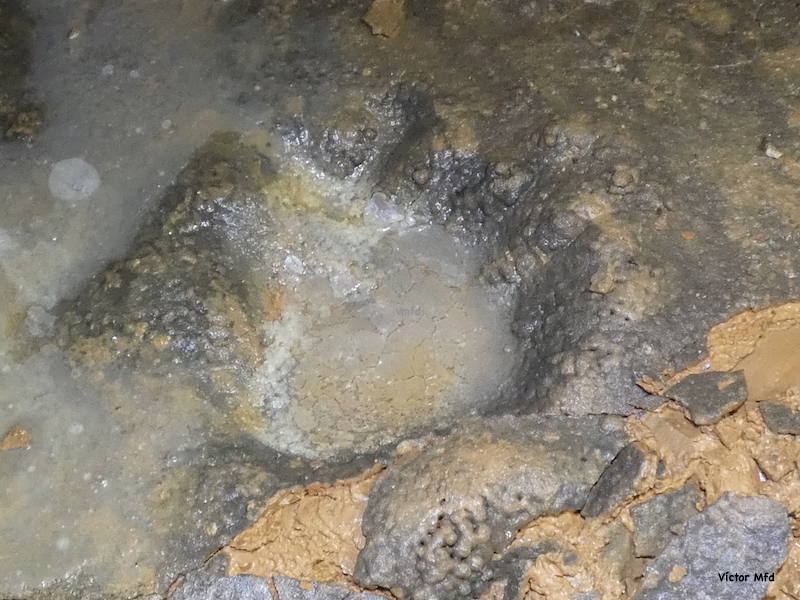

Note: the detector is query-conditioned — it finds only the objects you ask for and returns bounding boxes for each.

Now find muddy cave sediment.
[5,1,800,599]
[46,96,800,599]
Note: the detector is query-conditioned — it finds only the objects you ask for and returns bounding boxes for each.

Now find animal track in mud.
[61,134,522,462]
[247,165,521,459]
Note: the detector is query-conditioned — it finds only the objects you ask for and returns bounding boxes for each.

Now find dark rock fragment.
[599,521,647,598]
[760,401,800,435]
[634,493,790,600]
[170,563,272,600]
[665,371,747,425]
[172,571,389,600]
[582,442,651,518]
[631,484,701,557]
[273,577,386,600]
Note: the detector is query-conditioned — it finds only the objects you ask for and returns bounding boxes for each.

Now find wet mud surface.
[3,0,800,599]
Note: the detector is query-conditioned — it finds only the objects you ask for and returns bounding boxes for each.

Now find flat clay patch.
[223,466,383,585]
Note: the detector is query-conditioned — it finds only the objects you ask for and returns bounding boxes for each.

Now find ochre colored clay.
[224,466,383,585]
[0,426,31,450]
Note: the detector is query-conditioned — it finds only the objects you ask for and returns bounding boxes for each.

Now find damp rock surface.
[634,493,790,600]
[61,131,520,461]
[0,0,36,140]
[251,220,518,459]
[60,133,273,391]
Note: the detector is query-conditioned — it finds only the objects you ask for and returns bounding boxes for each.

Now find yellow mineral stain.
[686,0,733,35]
[362,0,407,38]
[207,284,264,368]
[294,337,458,451]
[758,46,800,81]
[225,394,271,436]
[259,286,286,322]
[262,168,326,217]
[772,539,800,599]
[432,101,480,153]
[788,105,800,130]
[0,426,31,450]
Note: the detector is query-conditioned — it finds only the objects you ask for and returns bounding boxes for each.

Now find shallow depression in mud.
[248,168,520,459]
[0,137,522,593]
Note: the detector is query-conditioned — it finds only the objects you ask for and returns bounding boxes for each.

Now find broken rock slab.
[760,401,800,435]
[170,571,272,600]
[354,414,628,600]
[631,483,701,558]
[600,521,647,597]
[582,442,652,518]
[665,371,747,425]
[169,557,385,600]
[273,577,387,600]
[634,493,790,600]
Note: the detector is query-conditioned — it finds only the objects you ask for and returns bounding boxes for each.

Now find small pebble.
[608,164,639,194]
[364,192,403,227]
[761,137,783,159]
[283,254,306,275]
[412,168,431,186]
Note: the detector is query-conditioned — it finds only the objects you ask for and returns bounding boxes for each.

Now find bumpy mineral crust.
[355,415,628,600]
[60,133,273,392]
[0,0,41,141]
